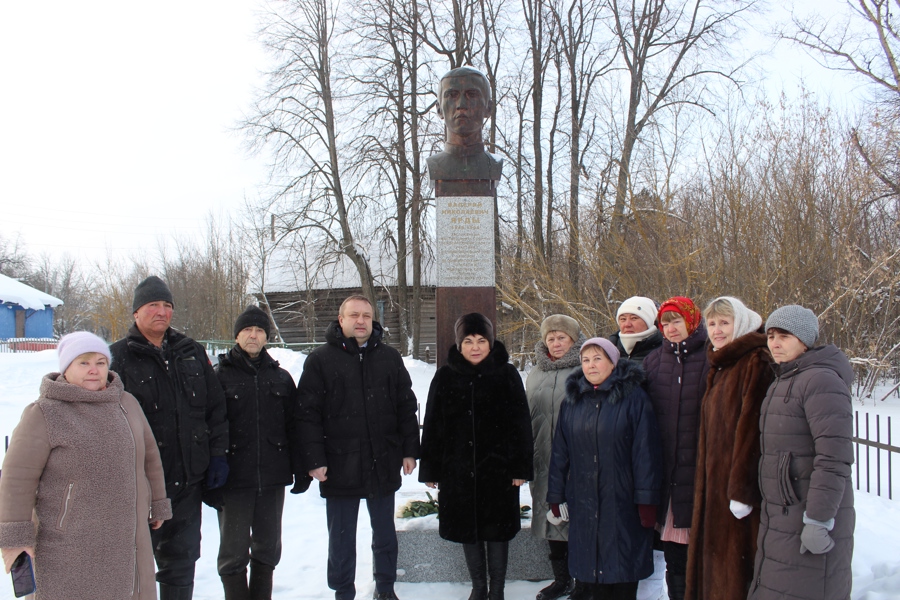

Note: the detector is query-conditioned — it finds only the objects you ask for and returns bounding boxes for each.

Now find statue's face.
[438,74,490,138]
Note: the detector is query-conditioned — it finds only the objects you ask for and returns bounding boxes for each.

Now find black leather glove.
[290,473,313,494]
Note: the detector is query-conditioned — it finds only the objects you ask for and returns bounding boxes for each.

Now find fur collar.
[533,333,587,371]
[708,331,768,369]
[40,371,125,404]
[564,358,645,405]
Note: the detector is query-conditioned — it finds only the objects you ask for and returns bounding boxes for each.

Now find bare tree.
[784,0,900,195]
[0,233,31,278]
[245,0,377,306]
[608,0,753,227]
[523,0,555,258]
[550,0,613,288]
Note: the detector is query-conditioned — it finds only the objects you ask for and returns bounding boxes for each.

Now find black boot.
[221,570,250,600]
[486,541,508,600]
[537,557,574,600]
[463,543,488,600]
[159,583,195,600]
[665,573,686,600]
[249,560,275,600]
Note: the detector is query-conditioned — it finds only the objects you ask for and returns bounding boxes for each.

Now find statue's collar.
[444,142,486,158]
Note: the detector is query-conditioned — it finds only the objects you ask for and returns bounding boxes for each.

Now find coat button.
[469,441,473,446]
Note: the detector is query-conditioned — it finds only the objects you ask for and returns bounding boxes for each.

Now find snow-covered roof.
[0,273,64,310]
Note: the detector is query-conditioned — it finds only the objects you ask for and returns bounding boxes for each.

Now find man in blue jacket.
[296,295,420,600]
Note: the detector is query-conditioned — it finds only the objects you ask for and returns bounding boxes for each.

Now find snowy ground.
[0,348,898,600]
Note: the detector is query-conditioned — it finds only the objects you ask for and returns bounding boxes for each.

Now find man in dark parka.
[296,295,421,600]
[213,305,306,600]
[110,275,229,600]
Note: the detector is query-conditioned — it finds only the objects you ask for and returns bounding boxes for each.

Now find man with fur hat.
[213,305,306,600]
[110,275,229,600]
[608,296,663,366]
[296,295,420,600]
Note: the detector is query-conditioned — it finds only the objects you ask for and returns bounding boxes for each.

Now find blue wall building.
[0,273,64,339]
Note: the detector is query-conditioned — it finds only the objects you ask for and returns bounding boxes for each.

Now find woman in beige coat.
[0,332,172,600]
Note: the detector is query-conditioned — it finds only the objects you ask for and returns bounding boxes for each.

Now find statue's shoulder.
[427,150,503,181]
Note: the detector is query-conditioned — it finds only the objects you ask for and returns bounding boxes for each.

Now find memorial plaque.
[436,196,495,287]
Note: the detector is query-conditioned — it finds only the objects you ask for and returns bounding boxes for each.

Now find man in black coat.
[296,295,421,600]
[213,305,307,600]
[110,276,229,600]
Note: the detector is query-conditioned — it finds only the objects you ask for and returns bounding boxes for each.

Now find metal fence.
[197,340,321,358]
[853,411,898,500]
[0,338,57,353]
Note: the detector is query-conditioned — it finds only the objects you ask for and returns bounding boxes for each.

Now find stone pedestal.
[395,523,553,583]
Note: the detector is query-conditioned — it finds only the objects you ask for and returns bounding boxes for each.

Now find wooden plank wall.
[258,287,438,362]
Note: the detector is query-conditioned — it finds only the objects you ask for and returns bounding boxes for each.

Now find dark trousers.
[217,487,286,575]
[589,581,639,600]
[152,483,203,586]
[325,495,398,600]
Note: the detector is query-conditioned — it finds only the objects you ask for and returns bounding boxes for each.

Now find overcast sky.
[0,0,867,266]
[1,1,270,263]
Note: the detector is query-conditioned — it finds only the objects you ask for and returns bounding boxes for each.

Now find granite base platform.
[396,522,553,583]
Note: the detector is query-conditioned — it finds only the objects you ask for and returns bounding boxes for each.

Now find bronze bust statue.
[427,66,503,182]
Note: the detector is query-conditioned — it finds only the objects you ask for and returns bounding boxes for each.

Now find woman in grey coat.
[526,315,585,600]
[748,305,855,600]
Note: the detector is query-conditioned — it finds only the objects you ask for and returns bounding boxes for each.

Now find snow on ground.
[0,348,898,600]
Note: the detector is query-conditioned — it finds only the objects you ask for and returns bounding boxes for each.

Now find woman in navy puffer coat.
[547,337,663,600]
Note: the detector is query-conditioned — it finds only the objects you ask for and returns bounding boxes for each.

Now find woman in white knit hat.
[0,331,172,600]
[608,296,663,366]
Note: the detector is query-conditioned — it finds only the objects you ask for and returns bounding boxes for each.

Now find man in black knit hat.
[212,305,307,600]
[110,275,229,600]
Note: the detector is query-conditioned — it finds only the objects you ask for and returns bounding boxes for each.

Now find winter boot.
[463,542,488,600]
[537,557,574,600]
[486,541,509,600]
[159,583,194,600]
[249,560,275,600]
[665,572,686,600]
[222,569,251,600]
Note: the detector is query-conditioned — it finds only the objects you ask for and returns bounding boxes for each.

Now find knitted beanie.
[133,276,174,312]
[57,331,111,374]
[580,336,621,365]
[657,296,701,335]
[540,314,581,343]
[766,305,819,349]
[616,296,657,331]
[455,313,495,349]
[234,305,271,338]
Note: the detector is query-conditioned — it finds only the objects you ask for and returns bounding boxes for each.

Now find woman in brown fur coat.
[0,332,172,600]
[685,298,773,600]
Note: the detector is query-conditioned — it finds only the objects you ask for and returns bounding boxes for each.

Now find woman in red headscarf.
[642,297,709,600]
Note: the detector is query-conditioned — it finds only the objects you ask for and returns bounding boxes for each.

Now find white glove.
[546,502,569,526]
[730,500,753,519]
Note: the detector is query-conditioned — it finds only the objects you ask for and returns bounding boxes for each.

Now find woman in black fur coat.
[419,313,534,600]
